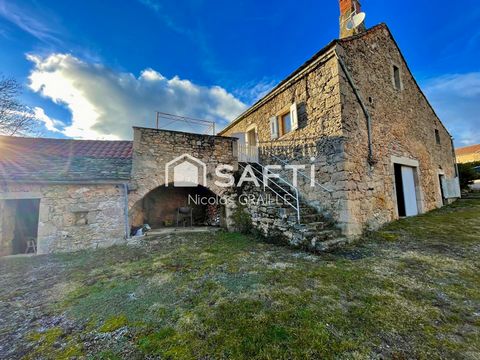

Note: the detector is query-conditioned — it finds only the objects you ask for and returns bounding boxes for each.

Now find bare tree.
[0,76,38,136]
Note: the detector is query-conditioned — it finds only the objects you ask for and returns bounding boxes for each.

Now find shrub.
[231,204,253,234]
[458,162,480,190]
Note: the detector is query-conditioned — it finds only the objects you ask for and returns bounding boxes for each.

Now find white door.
[232,132,246,146]
[246,129,259,162]
[401,166,418,216]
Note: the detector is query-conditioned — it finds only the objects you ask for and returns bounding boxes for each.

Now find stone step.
[312,237,349,252]
[301,214,327,223]
[282,206,317,216]
[305,221,328,230]
[309,229,341,241]
[272,183,293,191]
[299,206,317,215]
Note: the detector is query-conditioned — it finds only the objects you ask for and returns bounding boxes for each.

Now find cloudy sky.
[0,0,479,145]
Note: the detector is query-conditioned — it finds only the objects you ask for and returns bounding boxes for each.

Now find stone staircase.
[237,162,348,252]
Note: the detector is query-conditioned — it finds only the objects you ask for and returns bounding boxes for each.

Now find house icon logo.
[165,154,207,187]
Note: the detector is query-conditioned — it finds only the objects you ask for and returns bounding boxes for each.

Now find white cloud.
[0,0,60,43]
[233,78,277,104]
[423,72,480,147]
[27,53,247,140]
[33,107,65,133]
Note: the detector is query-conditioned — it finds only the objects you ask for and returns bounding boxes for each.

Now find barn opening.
[0,199,40,256]
[394,164,419,217]
[439,174,446,206]
[134,185,225,229]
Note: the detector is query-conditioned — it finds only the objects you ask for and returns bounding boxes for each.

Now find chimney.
[339,0,366,38]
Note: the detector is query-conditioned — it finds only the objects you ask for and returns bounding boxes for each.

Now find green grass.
[1,199,479,359]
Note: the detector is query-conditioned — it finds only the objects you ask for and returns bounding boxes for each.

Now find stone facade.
[337,25,458,233]
[220,49,350,229]
[236,172,349,252]
[220,24,459,236]
[128,127,238,228]
[0,200,17,256]
[0,182,127,255]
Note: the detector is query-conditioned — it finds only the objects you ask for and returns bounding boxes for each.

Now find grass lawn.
[1,198,479,359]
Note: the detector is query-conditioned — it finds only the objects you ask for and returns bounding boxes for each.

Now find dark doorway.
[394,164,406,217]
[11,199,40,254]
[439,174,446,206]
[138,185,224,228]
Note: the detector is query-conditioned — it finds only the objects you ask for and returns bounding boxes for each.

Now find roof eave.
[218,40,339,135]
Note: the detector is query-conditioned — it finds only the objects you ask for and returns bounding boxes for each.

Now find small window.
[435,129,441,145]
[279,112,292,137]
[393,65,401,90]
[74,211,89,225]
[270,103,298,139]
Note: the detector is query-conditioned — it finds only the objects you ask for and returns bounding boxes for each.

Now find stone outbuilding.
[0,129,239,255]
[0,136,132,255]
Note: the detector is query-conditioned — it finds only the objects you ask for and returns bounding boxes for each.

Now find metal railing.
[260,146,333,193]
[237,144,259,162]
[238,161,301,223]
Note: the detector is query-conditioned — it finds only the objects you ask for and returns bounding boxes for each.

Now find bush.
[458,162,480,190]
[231,204,253,234]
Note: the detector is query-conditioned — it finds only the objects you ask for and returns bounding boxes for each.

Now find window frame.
[74,211,89,226]
[391,63,403,91]
[245,123,258,147]
[435,129,441,145]
[275,105,295,139]
[278,111,292,138]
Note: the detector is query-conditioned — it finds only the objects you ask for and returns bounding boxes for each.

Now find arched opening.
[131,185,225,230]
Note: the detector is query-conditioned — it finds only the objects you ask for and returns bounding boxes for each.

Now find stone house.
[0,0,460,255]
[456,144,480,164]
[219,1,460,236]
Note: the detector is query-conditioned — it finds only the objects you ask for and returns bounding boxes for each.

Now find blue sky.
[0,0,479,145]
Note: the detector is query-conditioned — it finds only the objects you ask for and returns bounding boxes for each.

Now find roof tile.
[0,136,133,182]
[456,144,480,156]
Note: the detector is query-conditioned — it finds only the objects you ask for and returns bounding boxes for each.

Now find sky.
[0,0,479,146]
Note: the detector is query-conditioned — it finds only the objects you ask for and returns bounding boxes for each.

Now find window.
[270,103,298,139]
[74,211,89,225]
[279,112,292,137]
[435,129,441,145]
[393,65,401,90]
[246,128,257,147]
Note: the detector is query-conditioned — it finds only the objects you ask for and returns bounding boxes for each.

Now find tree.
[458,162,480,190]
[0,76,37,136]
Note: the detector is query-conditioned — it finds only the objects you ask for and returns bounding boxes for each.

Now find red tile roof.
[456,144,480,156]
[0,136,133,182]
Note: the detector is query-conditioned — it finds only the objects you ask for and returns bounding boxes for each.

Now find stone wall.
[129,127,238,227]
[0,200,16,256]
[337,25,458,233]
[220,51,349,228]
[234,176,348,252]
[0,183,126,254]
[219,25,458,237]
